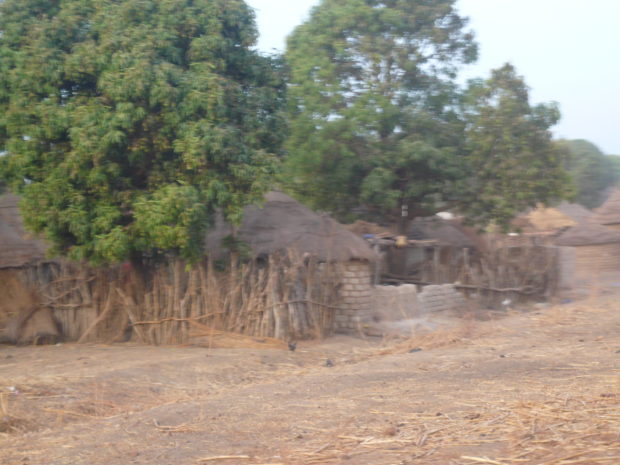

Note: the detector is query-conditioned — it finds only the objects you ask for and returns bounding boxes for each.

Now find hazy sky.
[246,0,620,155]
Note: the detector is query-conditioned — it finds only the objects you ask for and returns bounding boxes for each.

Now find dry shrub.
[380,316,487,355]
[0,392,34,435]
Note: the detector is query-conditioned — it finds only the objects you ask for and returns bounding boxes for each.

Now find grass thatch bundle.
[555,222,620,246]
[524,205,577,231]
[591,188,620,226]
[556,201,592,224]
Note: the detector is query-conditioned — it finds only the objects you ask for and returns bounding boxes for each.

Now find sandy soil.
[0,298,619,465]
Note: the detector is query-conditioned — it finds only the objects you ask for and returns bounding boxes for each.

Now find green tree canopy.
[0,0,286,264]
[282,0,477,222]
[455,64,571,227]
[558,139,618,208]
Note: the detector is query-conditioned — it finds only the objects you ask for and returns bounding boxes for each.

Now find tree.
[456,64,571,227]
[282,0,477,222]
[0,0,286,264]
[558,139,617,208]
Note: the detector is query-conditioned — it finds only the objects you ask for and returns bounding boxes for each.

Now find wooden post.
[372,241,381,286]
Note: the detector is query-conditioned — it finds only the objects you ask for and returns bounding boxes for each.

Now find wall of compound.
[335,261,373,333]
[417,284,467,314]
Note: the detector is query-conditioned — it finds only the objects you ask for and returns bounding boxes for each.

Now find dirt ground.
[0,296,619,465]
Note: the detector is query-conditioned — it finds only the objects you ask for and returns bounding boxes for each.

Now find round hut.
[0,194,47,269]
[205,191,380,334]
[590,188,620,230]
[398,216,477,282]
[0,194,60,344]
[555,222,620,294]
[556,202,592,225]
[511,204,579,236]
[409,216,476,248]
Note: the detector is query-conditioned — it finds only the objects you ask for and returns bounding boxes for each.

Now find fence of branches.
[382,236,559,307]
[11,252,343,345]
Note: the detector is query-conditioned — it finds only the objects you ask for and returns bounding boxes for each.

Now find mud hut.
[0,192,379,343]
[0,194,61,344]
[409,217,476,248]
[0,194,47,268]
[206,191,380,333]
[590,188,620,230]
[525,206,576,232]
[555,222,620,294]
[556,202,592,225]
[511,204,578,236]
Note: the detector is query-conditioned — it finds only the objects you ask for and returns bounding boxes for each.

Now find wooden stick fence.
[11,252,344,344]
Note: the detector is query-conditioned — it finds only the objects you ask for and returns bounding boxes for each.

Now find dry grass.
[0,378,190,438]
[188,321,289,349]
[0,391,34,435]
[284,375,620,465]
[378,314,492,355]
[1,297,618,465]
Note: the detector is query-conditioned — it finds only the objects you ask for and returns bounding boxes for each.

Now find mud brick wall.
[418,284,466,314]
[335,261,373,333]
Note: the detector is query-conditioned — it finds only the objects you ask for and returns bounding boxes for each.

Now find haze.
[247,0,620,155]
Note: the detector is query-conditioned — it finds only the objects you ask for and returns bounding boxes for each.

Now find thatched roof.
[408,217,475,248]
[555,222,620,246]
[590,188,620,225]
[556,202,592,224]
[205,192,379,262]
[528,206,576,231]
[344,220,392,236]
[0,194,47,268]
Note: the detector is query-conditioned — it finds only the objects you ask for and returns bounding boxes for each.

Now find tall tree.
[456,64,571,226]
[559,139,617,208]
[282,0,477,222]
[0,0,286,264]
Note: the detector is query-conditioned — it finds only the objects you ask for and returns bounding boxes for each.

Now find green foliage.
[0,0,286,264]
[282,1,569,228]
[456,64,571,227]
[558,139,618,208]
[607,155,620,184]
[282,0,477,222]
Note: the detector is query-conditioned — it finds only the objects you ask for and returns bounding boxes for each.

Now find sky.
[246,0,620,155]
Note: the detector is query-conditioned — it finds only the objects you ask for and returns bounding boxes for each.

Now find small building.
[0,193,61,344]
[555,202,592,225]
[206,191,379,334]
[0,193,47,269]
[511,204,578,235]
[2,191,378,344]
[383,216,477,282]
[590,188,620,230]
[555,222,620,294]
[409,216,476,249]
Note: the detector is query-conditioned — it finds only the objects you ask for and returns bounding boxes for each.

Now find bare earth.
[1,297,619,465]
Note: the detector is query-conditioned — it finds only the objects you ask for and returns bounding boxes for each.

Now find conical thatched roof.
[555,202,592,224]
[524,205,577,231]
[0,194,47,268]
[590,188,620,225]
[408,217,475,248]
[555,222,620,246]
[205,192,379,262]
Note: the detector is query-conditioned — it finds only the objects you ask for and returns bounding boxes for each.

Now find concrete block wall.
[335,261,373,333]
[417,284,466,314]
[371,284,418,321]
